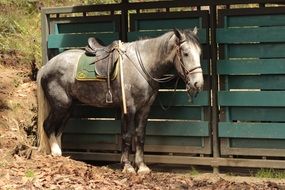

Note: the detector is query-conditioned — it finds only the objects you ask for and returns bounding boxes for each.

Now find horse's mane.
[135,30,200,57]
[137,29,199,42]
[183,29,201,48]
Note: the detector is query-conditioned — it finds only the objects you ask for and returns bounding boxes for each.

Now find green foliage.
[189,166,199,176]
[0,1,41,66]
[0,0,121,68]
[254,168,285,179]
[25,169,35,178]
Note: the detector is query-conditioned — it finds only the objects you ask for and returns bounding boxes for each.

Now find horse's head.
[173,28,204,98]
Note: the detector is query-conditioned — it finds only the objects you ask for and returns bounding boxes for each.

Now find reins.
[134,43,177,84]
[125,38,202,110]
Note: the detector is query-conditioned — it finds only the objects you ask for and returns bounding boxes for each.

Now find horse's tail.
[37,67,51,154]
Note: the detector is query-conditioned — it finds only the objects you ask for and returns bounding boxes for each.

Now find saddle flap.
[76,46,120,81]
[94,49,119,78]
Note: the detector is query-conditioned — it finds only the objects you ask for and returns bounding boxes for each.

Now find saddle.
[84,37,121,103]
[85,37,120,78]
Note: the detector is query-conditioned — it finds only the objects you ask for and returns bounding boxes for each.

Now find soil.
[1,53,285,189]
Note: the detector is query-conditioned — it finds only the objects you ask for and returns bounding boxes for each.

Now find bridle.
[174,40,202,86]
[124,36,203,109]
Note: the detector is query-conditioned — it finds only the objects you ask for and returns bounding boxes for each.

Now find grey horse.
[37,28,203,174]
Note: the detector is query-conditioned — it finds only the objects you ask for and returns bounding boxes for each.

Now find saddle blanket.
[76,53,119,81]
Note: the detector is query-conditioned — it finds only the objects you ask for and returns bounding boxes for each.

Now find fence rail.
[41,0,285,170]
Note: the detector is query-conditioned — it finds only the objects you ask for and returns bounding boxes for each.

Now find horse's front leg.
[121,110,136,173]
[134,95,157,174]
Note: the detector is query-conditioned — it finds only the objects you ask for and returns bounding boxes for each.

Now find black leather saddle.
[85,37,120,103]
[85,37,119,78]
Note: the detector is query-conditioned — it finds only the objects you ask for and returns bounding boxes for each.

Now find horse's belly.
[71,80,121,107]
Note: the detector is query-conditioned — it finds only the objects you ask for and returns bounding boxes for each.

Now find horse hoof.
[51,145,62,156]
[122,164,136,174]
[137,165,151,175]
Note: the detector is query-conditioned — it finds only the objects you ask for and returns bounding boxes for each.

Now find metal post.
[210,4,220,174]
[41,10,49,65]
[121,0,128,42]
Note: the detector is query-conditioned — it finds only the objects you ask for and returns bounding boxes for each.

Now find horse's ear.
[193,27,198,35]
[174,28,185,42]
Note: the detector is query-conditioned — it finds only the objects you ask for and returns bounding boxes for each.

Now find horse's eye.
[183,52,189,57]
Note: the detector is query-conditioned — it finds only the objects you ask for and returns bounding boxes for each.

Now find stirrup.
[106,90,113,103]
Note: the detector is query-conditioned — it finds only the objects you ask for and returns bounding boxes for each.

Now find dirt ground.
[1,54,285,189]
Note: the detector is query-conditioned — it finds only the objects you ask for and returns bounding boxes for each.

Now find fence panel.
[43,12,122,154]
[128,11,211,156]
[217,7,285,157]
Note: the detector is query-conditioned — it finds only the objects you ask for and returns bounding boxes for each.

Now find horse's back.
[38,49,85,96]
[40,49,84,77]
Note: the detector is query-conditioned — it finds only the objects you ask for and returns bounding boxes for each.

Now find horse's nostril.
[194,82,198,88]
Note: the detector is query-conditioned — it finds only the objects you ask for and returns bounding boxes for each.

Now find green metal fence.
[217,7,285,157]
[41,0,285,169]
[128,11,211,155]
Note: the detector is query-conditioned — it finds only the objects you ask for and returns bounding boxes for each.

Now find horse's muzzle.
[186,81,203,102]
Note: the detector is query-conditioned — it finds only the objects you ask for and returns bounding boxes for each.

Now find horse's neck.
[137,33,176,78]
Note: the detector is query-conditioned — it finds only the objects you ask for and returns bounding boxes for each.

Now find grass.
[253,168,285,179]
[25,169,35,178]
[0,2,42,67]
[189,166,199,176]
[0,162,6,168]
[0,0,118,68]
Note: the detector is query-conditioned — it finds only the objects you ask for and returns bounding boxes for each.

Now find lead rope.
[135,43,176,83]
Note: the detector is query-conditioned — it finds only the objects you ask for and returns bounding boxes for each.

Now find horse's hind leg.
[43,83,72,156]
[43,106,71,156]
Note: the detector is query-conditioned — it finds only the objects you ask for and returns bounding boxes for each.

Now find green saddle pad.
[76,53,119,81]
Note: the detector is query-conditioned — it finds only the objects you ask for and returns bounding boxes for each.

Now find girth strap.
[85,40,120,103]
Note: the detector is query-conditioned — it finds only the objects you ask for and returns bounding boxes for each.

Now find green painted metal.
[226,15,285,27]
[219,91,285,107]
[134,18,201,31]
[48,33,119,48]
[146,121,209,137]
[65,120,121,134]
[227,43,285,58]
[218,8,285,157]
[219,122,285,139]
[149,106,202,120]
[128,30,207,44]
[124,11,211,154]
[65,119,209,137]
[56,22,117,33]
[230,138,285,149]
[71,106,119,118]
[154,91,209,106]
[217,59,285,75]
[63,134,117,144]
[227,75,285,90]
[145,136,203,146]
[42,1,285,167]
[217,27,285,43]
[230,107,285,122]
